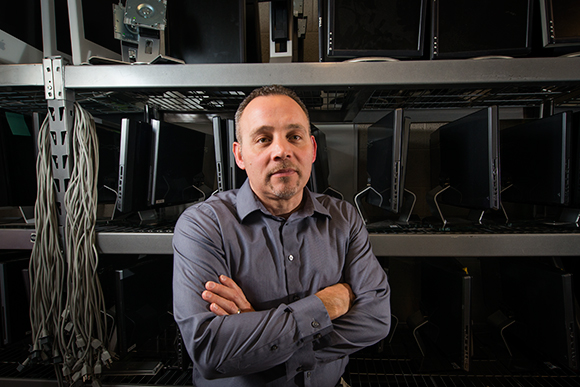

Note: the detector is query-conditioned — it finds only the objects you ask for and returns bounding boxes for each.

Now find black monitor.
[0,110,37,208]
[166,0,248,63]
[540,0,580,49]
[500,111,572,206]
[429,107,500,221]
[149,119,206,207]
[212,117,247,192]
[430,0,533,59]
[115,255,173,356]
[320,0,427,61]
[570,112,580,208]
[366,109,411,213]
[0,252,31,346]
[96,122,121,205]
[499,258,578,370]
[420,257,472,371]
[307,125,332,195]
[117,118,153,213]
[0,0,44,64]
[226,119,247,190]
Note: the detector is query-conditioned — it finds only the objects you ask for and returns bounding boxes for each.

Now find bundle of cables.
[25,103,112,387]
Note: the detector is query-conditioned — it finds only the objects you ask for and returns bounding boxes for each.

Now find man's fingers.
[203,290,240,315]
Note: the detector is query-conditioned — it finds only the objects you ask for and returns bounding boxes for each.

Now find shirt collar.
[236,180,332,222]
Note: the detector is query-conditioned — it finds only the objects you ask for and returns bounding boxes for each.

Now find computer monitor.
[540,0,580,48]
[67,0,122,65]
[0,252,31,346]
[149,119,206,207]
[0,1,44,64]
[41,0,72,61]
[166,0,248,63]
[307,125,332,195]
[420,257,472,371]
[115,255,173,356]
[96,121,121,205]
[499,258,578,370]
[430,0,533,59]
[429,107,500,222]
[570,112,580,208]
[0,110,37,208]
[500,111,572,206]
[213,117,247,192]
[117,118,153,214]
[320,0,427,61]
[366,109,411,213]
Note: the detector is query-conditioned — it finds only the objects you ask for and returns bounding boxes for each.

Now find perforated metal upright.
[42,57,75,248]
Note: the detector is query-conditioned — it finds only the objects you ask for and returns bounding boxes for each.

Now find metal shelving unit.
[2,58,580,257]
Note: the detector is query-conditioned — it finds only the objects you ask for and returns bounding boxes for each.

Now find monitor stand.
[18,206,35,224]
[559,208,580,226]
[355,186,416,225]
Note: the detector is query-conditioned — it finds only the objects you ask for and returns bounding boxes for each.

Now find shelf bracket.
[42,57,75,247]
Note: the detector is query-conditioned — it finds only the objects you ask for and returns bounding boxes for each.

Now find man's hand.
[315,283,355,320]
[202,275,255,316]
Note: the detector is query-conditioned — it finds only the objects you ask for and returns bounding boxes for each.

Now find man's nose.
[271,137,291,160]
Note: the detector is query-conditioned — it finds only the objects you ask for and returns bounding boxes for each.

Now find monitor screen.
[67,0,121,65]
[0,252,31,345]
[115,255,173,355]
[166,0,247,63]
[0,110,37,208]
[500,111,572,206]
[430,107,500,210]
[149,119,206,207]
[420,257,472,371]
[431,0,532,59]
[321,0,427,61]
[540,0,580,48]
[499,258,578,370]
[226,119,247,190]
[307,125,331,194]
[366,109,411,213]
[117,118,153,214]
[96,122,120,205]
[0,0,44,64]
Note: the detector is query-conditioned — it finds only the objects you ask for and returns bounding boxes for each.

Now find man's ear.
[311,135,317,164]
[233,142,245,170]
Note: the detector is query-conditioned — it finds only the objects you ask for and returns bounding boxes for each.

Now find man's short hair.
[234,85,310,142]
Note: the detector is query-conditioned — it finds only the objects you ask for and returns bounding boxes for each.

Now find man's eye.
[257,137,270,144]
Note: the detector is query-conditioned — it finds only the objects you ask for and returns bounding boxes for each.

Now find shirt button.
[307,371,312,378]
[311,320,320,328]
[288,255,294,261]
[270,345,278,351]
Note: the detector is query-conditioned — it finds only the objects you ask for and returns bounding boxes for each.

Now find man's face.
[233,94,316,207]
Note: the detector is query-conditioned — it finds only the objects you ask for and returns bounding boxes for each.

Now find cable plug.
[91,338,102,349]
[64,322,73,333]
[62,364,71,377]
[81,363,90,382]
[93,361,102,375]
[16,357,30,372]
[76,335,86,348]
[101,350,112,365]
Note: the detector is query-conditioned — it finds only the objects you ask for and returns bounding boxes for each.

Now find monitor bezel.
[539,0,580,48]
[323,0,428,61]
[430,0,534,59]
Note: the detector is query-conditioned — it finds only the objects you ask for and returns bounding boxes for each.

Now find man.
[173,85,390,387]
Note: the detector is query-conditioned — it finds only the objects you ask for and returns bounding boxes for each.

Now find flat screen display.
[501,112,571,206]
[323,0,426,60]
[431,0,532,59]
[430,107,500,210]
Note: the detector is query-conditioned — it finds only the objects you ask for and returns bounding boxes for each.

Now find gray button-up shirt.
[173,181,391,387]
